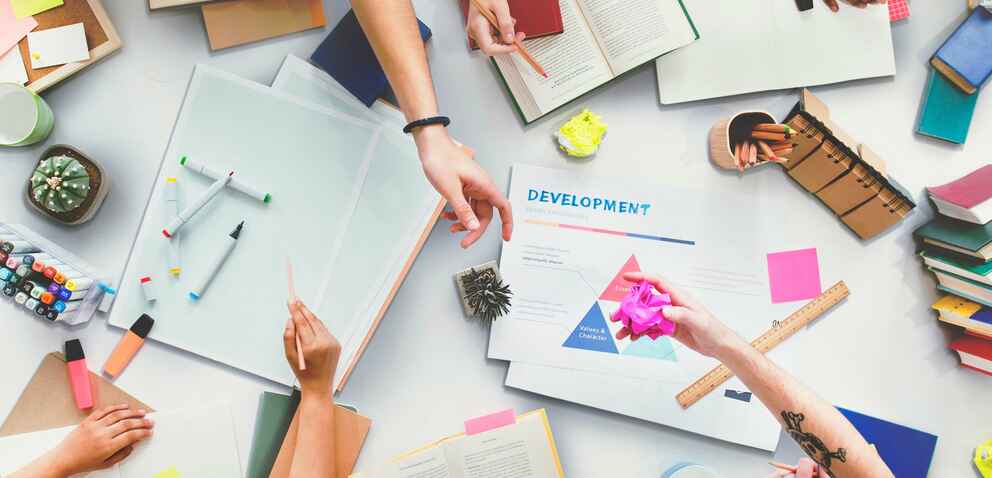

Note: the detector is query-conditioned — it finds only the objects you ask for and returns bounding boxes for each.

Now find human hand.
[466,0,526,56]
[822,0,886,12]
[768,458,828,478]
[415,126,513,248]
[41,405,154,476]
[284,300,341,397]
[622,272,745,359]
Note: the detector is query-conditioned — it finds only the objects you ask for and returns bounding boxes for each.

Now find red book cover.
[950,334,992,360]
[459,0,564,50]
[928,164,992,209]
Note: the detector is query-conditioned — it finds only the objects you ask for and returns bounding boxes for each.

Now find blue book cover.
[932,7,992,93]
[311,10,432,107]
[837,408,938,478]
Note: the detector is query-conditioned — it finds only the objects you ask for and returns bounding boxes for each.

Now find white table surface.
[1,1,990,476]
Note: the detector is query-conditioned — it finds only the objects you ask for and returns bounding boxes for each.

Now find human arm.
[277,300,341,478]
[10,404,154,478]
[351,0,513,248]
[268,408,300,478]
[822,0,886,12]
[624,272,893,478]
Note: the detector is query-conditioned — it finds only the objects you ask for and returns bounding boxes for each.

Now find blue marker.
[47,282,61,294]
[0,268,12,281]
[58,287,71,301]
[53,301,66,313]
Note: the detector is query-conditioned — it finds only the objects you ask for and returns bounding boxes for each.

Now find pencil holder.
[25,145,110,225]
[708,111,777,171]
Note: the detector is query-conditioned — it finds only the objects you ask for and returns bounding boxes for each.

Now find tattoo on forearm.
[782,411,847,476]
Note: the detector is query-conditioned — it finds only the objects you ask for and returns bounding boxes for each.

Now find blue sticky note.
[310,9,432,107]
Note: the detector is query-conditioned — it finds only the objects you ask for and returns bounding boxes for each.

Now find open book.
[353,410,563,478]
[495,0,697,123]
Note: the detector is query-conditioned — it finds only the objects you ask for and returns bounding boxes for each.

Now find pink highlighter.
[65,339,93,410]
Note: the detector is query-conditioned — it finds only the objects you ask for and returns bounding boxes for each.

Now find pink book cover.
[928,165,992,209]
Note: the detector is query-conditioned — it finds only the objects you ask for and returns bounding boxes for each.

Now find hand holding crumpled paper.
[609,280,677,341]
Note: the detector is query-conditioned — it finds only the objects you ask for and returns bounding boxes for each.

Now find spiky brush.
[461,267,512,321]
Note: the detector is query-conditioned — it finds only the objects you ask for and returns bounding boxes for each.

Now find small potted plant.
[26,145,109,225]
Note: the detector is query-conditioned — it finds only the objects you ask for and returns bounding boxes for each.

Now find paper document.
[656,0,895,104]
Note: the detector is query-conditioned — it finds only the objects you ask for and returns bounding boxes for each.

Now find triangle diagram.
[599,255,641,302]
[562,303,618,354]
[622,336,677,362]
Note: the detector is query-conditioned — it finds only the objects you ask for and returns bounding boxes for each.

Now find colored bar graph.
[525,219,695,246]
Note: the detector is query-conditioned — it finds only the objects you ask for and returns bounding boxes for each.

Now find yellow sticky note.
[153,466,182,478]
[11,0,64,19]
[976,440,992,478]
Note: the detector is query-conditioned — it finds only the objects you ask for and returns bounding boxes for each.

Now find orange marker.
[104,314,154,378]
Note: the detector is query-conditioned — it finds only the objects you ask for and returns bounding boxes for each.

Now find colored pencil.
[752,131,787,142]
[755,124,794,135]
[469,0,548,78]
[287,259,306,371]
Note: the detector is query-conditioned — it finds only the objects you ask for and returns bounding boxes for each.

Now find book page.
[358,445,453,478]
[577,0,697,75]
[444,413,559,478]
[493,0,613,122]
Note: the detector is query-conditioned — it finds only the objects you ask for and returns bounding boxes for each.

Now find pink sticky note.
[767,248,822,304]
[888,0,909,22]
[464,409,516,435]
[0,0,38,55]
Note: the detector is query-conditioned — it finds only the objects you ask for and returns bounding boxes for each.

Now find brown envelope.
[0,353,152,436]
[784,114,826,168]
[816,163,882,216]
[841,187,913,240]
[787,138,854,193]
[201,0,327,51]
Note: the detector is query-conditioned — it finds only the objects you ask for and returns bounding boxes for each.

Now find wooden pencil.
[287,259,306,371]
[469,0,548,78]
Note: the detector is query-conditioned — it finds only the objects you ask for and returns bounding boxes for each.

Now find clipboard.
[0,352,151,437]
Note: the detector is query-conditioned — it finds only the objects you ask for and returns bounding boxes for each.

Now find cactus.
[30,155,91,214]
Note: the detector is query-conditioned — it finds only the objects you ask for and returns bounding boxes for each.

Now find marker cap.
[130,314,155,338]
[65,339,85,361]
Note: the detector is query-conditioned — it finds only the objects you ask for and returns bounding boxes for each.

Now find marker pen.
[58,287,73,302]
[34,303,48,317]
[0,268,12,281]
[19,280,35,294]
[140,276,157,302]
[31,260,44,273]
[41,292,54,305]
[65,339,94,409]
[53,272,66,284]
[20,255,34,266]
[53,300,67,313]
[2,283,17,297]
[47,282,61,294]
[163,171,234,238]
[97,282,117,313]
[29,286,43,299]
[190,221,244,301]
[0,241,13,254]
[5,257,19,269]
[16,265,30,278]
[180,156,271,203]
[45,309,59,321]
[43,266,57,279]
[13,292,27,304]
[6,241,39,254]
[65,277,93,292]
[165,177,183,276]
[24,298,38,310]
[103,314,154,378]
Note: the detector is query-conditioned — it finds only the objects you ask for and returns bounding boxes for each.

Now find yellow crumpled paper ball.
[976,439,992,478]
[555,109,608,158]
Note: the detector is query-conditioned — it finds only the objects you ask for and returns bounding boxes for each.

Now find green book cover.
[922,250,992,276]
[246,390,300,478]
[915,216,992,253]
[916,67,980,144]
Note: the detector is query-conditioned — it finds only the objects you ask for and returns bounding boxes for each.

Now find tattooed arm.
[624,272,893,478]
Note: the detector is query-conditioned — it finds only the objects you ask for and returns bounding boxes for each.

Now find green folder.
[917,67,980,144]
[246,390,300,478]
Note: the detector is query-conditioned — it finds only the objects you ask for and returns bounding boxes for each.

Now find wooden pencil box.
[782,90,915,240]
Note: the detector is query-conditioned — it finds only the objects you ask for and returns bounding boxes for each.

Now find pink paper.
[767,248,822,304]
[0,1,37,56]
[610,280,675,340]
[888,0,909,22]
[464,409,516,435]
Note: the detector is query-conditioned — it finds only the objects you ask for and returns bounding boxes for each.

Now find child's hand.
[45,405,154,475]
[284,300,342,397]
[822,0,887,12]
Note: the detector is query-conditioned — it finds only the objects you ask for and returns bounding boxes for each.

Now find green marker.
[179,156,272,203]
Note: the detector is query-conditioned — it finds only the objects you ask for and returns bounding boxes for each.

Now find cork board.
[16,0,121,94]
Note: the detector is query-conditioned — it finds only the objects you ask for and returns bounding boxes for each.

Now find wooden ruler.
[676,281,849,409]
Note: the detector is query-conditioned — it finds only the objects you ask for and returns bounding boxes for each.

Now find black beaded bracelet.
[403,116,451,134]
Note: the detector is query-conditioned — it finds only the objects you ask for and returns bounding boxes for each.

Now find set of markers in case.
[0,223,114,325]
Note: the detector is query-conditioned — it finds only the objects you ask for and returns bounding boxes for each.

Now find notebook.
[493,0,698,123]
[0,403,242,477]
[311,9,432,107]
[931,6,992,95]
[932,294,992,337]
[774,408,938,478]
[246,390,371,478]
[110,64,442,392]
[927,165,992,223]
[915,216,992,262]
[950,334,992,376]
[352,409,563,478]
[656,0,895,104]
[917,67,980,144]
[458,0,563,49]
[923,251,992,287]
[201,0,326,51]
[0,352,152,437]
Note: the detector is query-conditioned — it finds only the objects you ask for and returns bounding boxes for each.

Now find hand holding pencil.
[467,0,548,77]
[283,299,341,396]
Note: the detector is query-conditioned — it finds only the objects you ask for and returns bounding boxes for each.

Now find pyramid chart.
[562,255,677,362]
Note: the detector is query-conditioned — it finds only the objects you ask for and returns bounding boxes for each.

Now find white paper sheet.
[0,46,28,85]
[27,23,89,69]
[0,403,241,477]
[656,0,895,104]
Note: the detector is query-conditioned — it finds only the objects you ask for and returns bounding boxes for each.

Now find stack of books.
[916,165,992,376]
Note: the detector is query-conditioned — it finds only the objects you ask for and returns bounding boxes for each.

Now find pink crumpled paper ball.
[609,280,676,341]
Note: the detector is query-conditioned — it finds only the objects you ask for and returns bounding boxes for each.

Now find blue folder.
[311,9,432,107]
[838,407,938,478]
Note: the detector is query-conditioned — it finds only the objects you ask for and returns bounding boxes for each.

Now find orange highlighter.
[104,314,155,378]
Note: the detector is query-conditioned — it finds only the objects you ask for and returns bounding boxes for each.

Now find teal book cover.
[917,67,980,144]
